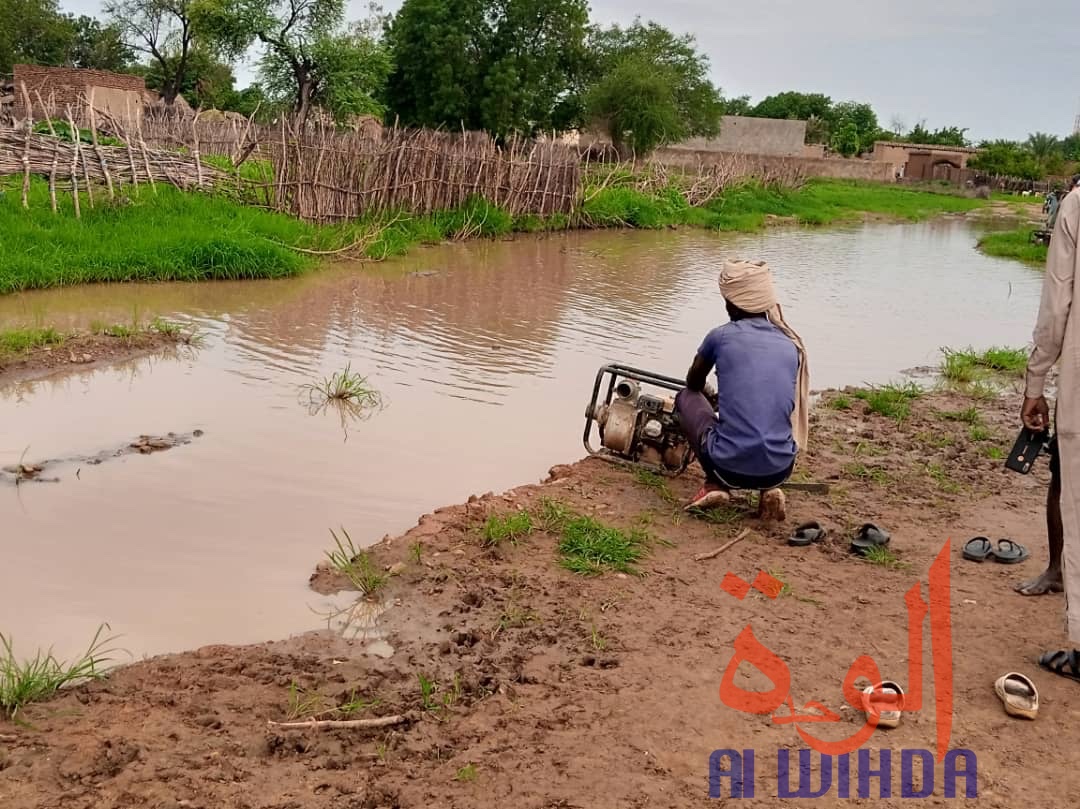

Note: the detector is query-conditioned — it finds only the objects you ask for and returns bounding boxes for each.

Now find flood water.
[0,219,1043,661]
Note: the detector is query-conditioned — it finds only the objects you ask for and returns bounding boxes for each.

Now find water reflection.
[0,221,1044,660]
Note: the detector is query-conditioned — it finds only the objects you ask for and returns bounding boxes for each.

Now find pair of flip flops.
[850,523,890,556]
[994,672,1038,720]
[962,536,1030,564]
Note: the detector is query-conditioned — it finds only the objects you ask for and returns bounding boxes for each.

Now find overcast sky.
[61,0,1080,142]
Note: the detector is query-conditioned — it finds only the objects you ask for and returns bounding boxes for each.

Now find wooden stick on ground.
[267,714,408,731]
[694,529,751,562]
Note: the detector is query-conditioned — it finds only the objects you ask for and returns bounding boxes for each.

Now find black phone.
[1005,428,1051,474]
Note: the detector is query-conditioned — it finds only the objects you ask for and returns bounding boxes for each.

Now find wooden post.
[34,90,59,213]
[88,89,115,201]
[18,83,34,208]
[66,107,81,219]
[191,112,204,188]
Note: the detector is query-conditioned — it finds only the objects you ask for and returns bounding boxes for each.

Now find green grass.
[0,326,65,357]
[968,425,994,442]
[926,463,962,494]
[2,173,988,294]
[859,545,909,571]
[1,625,116,719]
[843,462,890,485]
[982,445,1007,460]
[826,394,853,411]
[852,382,923,422]
[456,764,478,782]
[937,406,982,425]
[303,364,382,408]
[325,528,387,598]
[581,178,983,233]
[481,510,534,547]
[940,346,1027,383]
[633,468,679,506]
[539,501,650,576]
[978,229,1048,265]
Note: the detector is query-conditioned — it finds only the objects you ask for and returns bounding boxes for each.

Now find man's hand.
[1022,396,1051,431]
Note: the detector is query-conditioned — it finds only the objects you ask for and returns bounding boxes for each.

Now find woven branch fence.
[264,120,582,222]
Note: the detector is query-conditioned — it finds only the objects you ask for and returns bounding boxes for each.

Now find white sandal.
[994,672,1038,720]
[862,680,905,729]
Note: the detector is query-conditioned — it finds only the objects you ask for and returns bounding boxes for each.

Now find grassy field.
[977,228,1048,265]
[1,176,988,294]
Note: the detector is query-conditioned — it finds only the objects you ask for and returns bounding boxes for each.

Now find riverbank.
[2,383,1074,807]
[978,228,1049,265]
[0,320,195,385]
[0,176,987,294]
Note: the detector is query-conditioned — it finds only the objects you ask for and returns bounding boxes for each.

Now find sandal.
[861,680,904,729]
[962,536,993,562]
[850,523,890,556]
[1039,649,1080,683]
[789,520,827,547]
[993,672,1038,719]
[991,539,1030,565]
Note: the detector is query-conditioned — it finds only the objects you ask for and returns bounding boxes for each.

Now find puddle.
[0,222,1043,659]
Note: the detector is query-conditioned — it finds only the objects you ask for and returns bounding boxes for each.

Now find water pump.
[583,364,691,474]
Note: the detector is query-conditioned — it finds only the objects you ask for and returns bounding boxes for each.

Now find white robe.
[1027,190,1080,641]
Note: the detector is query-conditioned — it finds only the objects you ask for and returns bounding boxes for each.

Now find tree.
[1062,133,1080,163]
[831,100,878,153]
[586,20,722,151]
[751,91,833,123]
[0,0,78,73]
[105,0,199,105]
[1026,132,1062,161]
[720,95,752,116]
[585,56,682,156]
[903,123,969,147]
[385,0,588,136]
[830,121,860,157]
[476,0,589,137]
[65,15,133,71]
[970,140,1043,180]
[137,47,235,108]
[258,22,391,122]
[197,0,391,122]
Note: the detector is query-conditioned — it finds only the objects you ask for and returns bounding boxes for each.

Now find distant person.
[676,260,809,522]
[1022,183,1080,681]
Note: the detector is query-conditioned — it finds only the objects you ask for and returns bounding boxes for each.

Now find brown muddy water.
[0,221,1043,661]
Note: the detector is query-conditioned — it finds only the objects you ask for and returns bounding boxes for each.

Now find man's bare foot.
[1015,569,1064,596]
[758,488,786,522]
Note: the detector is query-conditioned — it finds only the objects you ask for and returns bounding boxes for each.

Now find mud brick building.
[10,64,148,122]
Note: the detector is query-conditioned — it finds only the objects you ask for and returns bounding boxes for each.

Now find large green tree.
[195,0,389,122]
[385,0,588,137]
[903,122,969,147]
[105,0,200,105]
[969,140,1043,180]
[831,100,877,153]
[1,0,132,74]
[752,92,833,123]
[585,19,722,154]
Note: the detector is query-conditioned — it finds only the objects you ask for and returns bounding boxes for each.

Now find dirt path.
[1,387,1072,808]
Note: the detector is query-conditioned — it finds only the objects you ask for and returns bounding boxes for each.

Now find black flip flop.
[789,521,827,547]
[850,523,891,556]
[1040,649,1080,683]
[962,536,993,562]
[991,539,1030,565]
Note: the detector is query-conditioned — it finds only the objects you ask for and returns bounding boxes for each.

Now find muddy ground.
[0,331,189,386]
[1,386,1072,808]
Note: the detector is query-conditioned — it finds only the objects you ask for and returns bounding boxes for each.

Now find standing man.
[676,260,809,522]
[1024,181,1080,680]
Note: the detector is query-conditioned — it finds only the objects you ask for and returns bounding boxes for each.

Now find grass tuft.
[859,545,909,570]
[852,382,922,422]
[305,364,382,407]
[937,406,981,425]
[0,326,64,357]
[481,510,534,547]
[557,514,648,576]
[0,625,116,719]
[325,528,387,598]
[456,763,478,782]
[940,346,1027,384]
